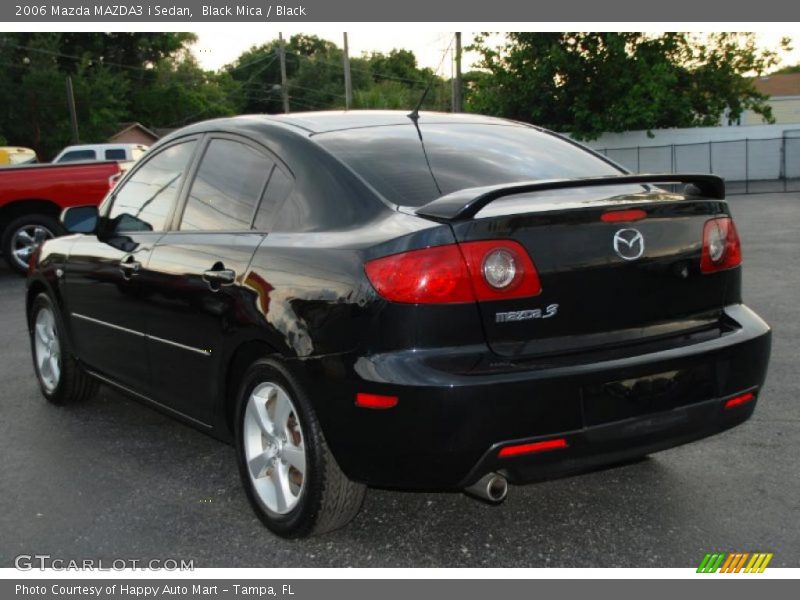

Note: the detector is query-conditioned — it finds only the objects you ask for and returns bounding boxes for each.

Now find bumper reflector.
[724,391,755,410]
[355,392,398,409]
[498,437,568,458]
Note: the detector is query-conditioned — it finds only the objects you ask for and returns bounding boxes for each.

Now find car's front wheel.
[235,359,366,538]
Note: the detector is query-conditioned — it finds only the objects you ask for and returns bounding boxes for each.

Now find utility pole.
[65,76,79,143]
[278,32,290,114]
[343,32,353,110]
[453,32,463,113]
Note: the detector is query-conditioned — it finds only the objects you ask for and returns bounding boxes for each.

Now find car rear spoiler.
[414,173,725,221]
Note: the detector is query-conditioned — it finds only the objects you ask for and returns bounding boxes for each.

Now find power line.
[0,36,155,73]
[288,83,348,100]
[284,49,431,86]
[0,36,278,78]
[287,96,331,111]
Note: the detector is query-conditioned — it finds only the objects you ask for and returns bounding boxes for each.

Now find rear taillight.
[701,217,742,274]
[364,241,541,304]
[364,244,474,304]
[459,240,541,301]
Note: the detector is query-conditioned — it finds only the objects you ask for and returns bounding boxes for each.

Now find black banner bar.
[3,579,800,600]
[1,0,799,22]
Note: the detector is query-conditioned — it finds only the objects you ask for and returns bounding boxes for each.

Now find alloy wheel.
[34,306,61,393]
[243,382,306,514]
[10,224,53,271]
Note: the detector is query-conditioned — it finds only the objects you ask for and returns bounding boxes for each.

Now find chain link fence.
[596,130,800,195]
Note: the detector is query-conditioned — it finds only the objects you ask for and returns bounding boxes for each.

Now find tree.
[132,56,243,128]
[467,33,791,139]
[227,35,446,114]
[773,63,800,74]
[0,32,237,159]
[0,34,131,158]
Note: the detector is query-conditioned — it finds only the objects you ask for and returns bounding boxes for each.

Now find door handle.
[202,268,236,289]
[119,256,141,279]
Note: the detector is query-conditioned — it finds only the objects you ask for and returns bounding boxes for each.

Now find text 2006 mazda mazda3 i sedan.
[26,111,771,537]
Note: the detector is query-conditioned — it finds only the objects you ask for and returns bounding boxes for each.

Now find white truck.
[52,143,148,164]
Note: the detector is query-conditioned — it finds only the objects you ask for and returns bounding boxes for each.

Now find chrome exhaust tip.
[464,472,508,504]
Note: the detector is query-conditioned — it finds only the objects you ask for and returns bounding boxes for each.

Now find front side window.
[108,140,196,233]
[180,139,274,231]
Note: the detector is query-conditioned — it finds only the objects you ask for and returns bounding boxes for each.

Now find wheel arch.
[221,339,282,437]
[0,198,64,236]
[26,276,76,355]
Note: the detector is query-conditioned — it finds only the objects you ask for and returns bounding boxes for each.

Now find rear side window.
[105,149,127,160]
[254,167,293,231]
[108,140,196,233]
[180,139,274,231]
[58,149,96,162]
[315,123,622,206]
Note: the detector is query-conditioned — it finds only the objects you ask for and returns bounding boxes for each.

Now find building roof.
[109,121,159,140]
[752,73,800,97]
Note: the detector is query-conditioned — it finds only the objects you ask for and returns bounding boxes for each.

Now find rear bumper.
[291,304,771,489]
[461,389,757,486]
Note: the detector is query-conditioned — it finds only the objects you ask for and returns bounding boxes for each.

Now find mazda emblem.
[613,228,645,261]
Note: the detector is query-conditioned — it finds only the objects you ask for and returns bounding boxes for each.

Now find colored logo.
[697,552,773,573]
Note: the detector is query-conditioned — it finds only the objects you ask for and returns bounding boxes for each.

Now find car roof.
[262,110,524,134]
[167,111,529,140]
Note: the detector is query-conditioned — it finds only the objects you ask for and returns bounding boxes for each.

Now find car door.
[141,135,292,424]
[62,138,199,390]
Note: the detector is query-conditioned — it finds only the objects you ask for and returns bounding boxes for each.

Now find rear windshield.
[314,123,622,207]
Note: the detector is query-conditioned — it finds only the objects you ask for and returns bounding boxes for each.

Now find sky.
[192,29,800,75]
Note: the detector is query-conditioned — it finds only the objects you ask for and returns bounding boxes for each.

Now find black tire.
[234,358,366,538]
[2,213,62,275]
[29,293,97,405]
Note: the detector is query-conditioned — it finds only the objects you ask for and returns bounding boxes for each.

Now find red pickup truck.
[0,161,128,274]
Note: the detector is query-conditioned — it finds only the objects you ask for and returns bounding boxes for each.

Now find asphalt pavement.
[1,192,798,568]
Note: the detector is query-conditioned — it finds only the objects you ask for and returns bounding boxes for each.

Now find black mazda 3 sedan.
[26,111,771,537]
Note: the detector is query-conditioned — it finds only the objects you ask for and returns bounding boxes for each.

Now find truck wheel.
[235,358,366,538]
[2,214,62,275]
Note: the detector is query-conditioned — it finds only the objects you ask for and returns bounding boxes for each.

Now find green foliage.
[0,34,132,158]
[1,31,787,159]
[131,56,244,128]
[227,35,444,114]
[467,33,789,139]
[0,33,239,159]
[773,63,800,74]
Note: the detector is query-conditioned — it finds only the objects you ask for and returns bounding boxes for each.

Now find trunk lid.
[444,186,734,358]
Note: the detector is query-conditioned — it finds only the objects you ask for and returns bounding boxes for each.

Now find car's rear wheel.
[3,214,61,275]
[235,359,366,538]
[29,293,97,404]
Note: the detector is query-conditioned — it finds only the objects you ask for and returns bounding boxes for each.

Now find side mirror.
[61,205,99,234]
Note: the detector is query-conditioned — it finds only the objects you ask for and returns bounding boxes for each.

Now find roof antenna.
[407,85,431,125]
[406,36,456,195]
[407,35,455,125]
